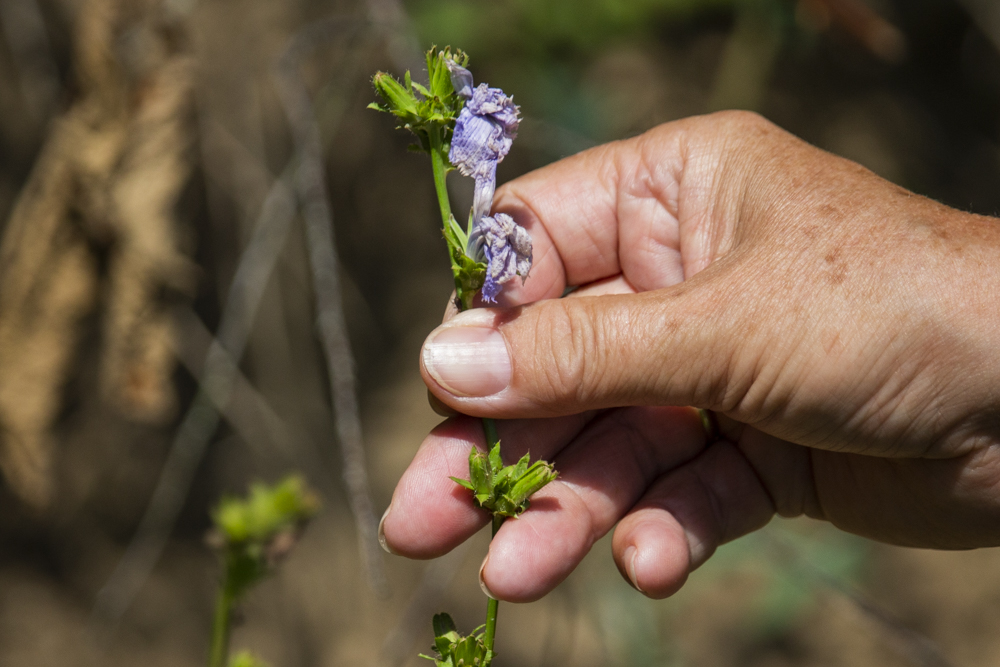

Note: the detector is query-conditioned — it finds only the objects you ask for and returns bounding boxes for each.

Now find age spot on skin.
[828,266,848,285]
[818,203,845,224]
[822,248,847,285]
[801,224,820,241]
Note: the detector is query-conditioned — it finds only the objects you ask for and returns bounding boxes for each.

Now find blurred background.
[0,0,999,665]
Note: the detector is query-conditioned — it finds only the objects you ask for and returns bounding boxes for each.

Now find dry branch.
[93,162,300,625]
[275,15,389,599]
[0,0,194,508]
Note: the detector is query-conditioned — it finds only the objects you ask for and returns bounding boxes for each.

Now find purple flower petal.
[471,171,496,244]
[467,84,519,140]
[450,110,506,181]
[445,60,474,99]
[448,84,519,186]
[480,213,532,303]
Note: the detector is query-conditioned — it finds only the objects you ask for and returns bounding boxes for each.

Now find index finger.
[492,116,708,307]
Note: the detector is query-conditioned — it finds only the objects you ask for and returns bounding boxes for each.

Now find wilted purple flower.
[452,112,505,225]
[466,84,519,139]
[480,213,532,303]
[445,62,530,302]
[448,69,520,224]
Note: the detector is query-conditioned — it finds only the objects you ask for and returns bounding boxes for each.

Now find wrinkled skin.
[381,111,1000,602]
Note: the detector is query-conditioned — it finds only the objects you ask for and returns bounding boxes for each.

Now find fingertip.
[478,523,551,603]
[380,496,488,560]
[613,511,692,599]
[427,389,459,417]
[381,417,490,558]
[480,484,593,602]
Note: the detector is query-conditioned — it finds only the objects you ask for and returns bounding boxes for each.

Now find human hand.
[380,111,1000,601]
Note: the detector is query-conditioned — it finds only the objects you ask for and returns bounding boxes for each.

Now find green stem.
[482,422,503,661]
[428,130,503,663]
[429,126,476,310]
[482,417,499,448]
[208,581,234,667]
[428,127,453,230]
[483,513,505,659]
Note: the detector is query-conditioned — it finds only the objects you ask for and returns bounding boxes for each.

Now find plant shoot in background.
[207,475,320,667]
[371,48,557,665]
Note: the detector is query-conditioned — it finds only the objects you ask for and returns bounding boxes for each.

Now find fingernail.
[422,326,511,397]
[624,545,643,593]
[479,554,496,599]
[378,505,396,555]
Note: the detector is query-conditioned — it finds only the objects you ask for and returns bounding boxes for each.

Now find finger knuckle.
[524,301,603,410]
[710,109,771,133]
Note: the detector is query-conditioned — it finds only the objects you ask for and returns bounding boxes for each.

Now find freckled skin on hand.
[387,111,1000,603]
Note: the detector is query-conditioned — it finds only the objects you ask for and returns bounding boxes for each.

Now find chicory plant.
[206,476,319,667]
[371,48,557,666]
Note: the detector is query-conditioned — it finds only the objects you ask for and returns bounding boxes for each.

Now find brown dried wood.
[0,0,195,508]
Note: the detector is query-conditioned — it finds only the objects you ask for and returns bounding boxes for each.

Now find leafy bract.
[419,613,494,667]
[451,442,557,518]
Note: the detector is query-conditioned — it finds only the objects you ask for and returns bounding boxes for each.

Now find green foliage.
[685,522,872,639]
[409,0,744,143]
[214,475,319,545]
[369,46,469,157]
[451,442,558,518]
[420,613,494,667]
[211,475,320,600]
[751,527,870,636]
[371,45,486,306]
[228,651,271,667]
[411,0,736,59]
[208,476,319,667]
[443,212,486,305]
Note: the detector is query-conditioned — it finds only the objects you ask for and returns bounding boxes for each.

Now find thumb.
[420,277,746,418]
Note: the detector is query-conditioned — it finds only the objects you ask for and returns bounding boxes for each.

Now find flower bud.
[370,72,419,119]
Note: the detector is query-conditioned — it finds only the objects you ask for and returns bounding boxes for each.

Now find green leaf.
[371,72,419,117]
[451,252,486,296]
[438,634,463,655]
[428,47,455,99]
[469,449,488,494]
[412,81,433,98]
[492,466,514,488]
[425,47,437,90]
[513,452,531,477]
[507,460,559,511]
[368,46,468,158]
[433,612,458,638]
[445,214,469,253]
[487,443,503,475]
[449,476,475,491]
[466,208,476,241]
[426,613,492,667]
